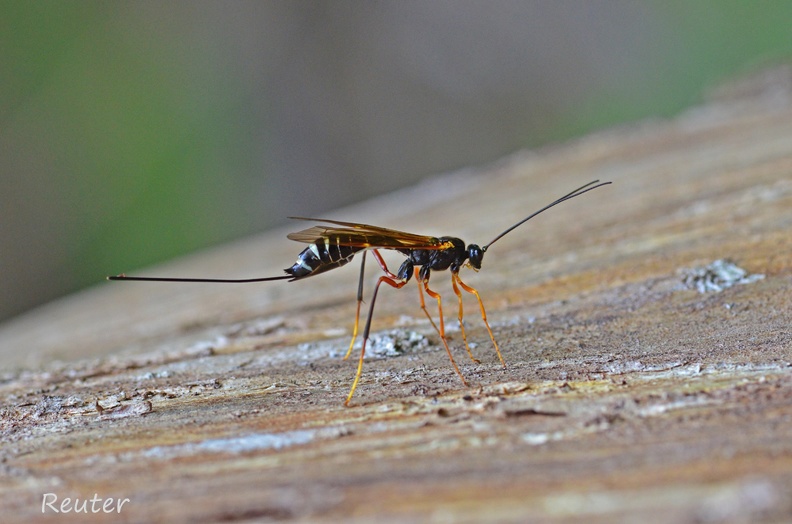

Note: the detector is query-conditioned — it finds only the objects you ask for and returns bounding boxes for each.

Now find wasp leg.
[454,273,506,367]
[344,250,367,360]
[414,268,443,341]
[450,272,480,364]
[344,249,399,361]
[370,249,399,279]
[345,274,407,407]
[415,267,467,387]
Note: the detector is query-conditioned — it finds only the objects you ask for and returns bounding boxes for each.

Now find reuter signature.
[42,493,130,514]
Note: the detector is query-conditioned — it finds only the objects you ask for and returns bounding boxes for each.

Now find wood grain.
[2,67,792,523]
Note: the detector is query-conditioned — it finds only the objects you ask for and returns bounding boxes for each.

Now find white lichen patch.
[305,329,430,361]
[680,259,764,293]
[363,329,430,358]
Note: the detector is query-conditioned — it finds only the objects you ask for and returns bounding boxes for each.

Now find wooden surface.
[2,68,792,523]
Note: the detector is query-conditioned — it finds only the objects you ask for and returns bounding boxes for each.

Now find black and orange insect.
[109,180,610,405]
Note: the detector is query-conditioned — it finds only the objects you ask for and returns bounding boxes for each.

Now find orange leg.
[344,249,398,360]
[451,274,481,364]
[345,274,407,407]
[414,268,442,341]
[415,268,467,386]
[453,272,506,367]
[371,249,398,279]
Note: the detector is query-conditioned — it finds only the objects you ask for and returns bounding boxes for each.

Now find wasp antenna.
[107,274,292,283]
[482,180,611,251]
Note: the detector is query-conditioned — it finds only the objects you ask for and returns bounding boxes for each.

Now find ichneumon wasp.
[109,180,610,405]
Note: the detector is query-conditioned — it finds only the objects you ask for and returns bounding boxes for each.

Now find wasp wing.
[286,217,452,250]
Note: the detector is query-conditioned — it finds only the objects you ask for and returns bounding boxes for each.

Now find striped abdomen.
[284,238,363,279]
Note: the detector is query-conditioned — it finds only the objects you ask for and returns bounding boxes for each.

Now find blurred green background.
[2,1,792,323]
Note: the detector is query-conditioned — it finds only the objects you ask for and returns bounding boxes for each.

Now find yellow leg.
[344,249,398,360]
[415,268,442,338]
[454,272,506,367]
[343,298,363,360]
[415,268,467,386]
[451,274,480,364]
[343,251,367,360]
[345,274,407,407]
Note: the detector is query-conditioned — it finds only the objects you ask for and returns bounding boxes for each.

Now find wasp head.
[466,244,484,270]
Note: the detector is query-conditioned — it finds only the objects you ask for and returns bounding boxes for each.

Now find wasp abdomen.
[285,238,362,279]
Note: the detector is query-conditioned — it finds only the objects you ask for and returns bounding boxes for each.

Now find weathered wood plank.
[1,68,791,523]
